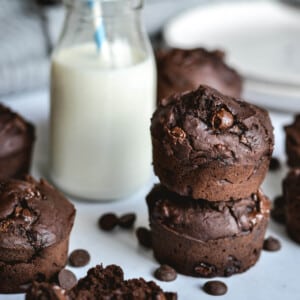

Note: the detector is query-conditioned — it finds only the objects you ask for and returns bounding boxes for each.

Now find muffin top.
[0,103,35,157]
[0,176,75,261]
[156,48,243,102]
[151,85,274,166]
[147,185,270,241]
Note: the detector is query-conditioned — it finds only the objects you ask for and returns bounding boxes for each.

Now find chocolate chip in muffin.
[99,213,118,231]
[58,269,77,290]
[136,227,152,248]
[69,249,90,267]
[211,108,234,130]
[263,236,281,252]
[154,265,177,282]
[203,280,228,296]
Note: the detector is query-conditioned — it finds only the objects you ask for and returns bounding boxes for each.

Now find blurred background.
[0,0,239,97]
[0,0,299,103]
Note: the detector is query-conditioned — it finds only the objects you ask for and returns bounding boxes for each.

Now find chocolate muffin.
[151,85,274,201]
[147,184,270,277]
[26,264,177,300]
[156,48,243,104]
[285,115,300,167]
[0,103,35,179]
[0,176,75,293]
[283,169,300,244]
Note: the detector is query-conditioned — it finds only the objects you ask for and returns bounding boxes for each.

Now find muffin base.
[0,238,69,293]
[153,137,270,201]
[150,217,268,277]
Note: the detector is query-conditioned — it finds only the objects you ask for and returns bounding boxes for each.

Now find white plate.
[0,90,299,300]
[163,0,300,111]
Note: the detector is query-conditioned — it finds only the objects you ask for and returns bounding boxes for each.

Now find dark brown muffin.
[146,184,270,277]
[0,103,35,179]
[283,169,300,244]
[156,48,243,104]
[151,85,274,201]
[0,176,75,293]
[285,115,300,167]
[26,264,177,300]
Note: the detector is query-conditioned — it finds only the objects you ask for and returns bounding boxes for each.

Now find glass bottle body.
[49,0,156,200]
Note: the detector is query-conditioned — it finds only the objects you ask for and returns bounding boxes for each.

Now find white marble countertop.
[0,89,299,299]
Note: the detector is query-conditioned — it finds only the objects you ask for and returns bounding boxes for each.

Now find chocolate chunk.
[263,236,281,252]
[136,227,152,248]
[212,108,234,130]
[154,265,177,282]
[58,269,77,290]
[194,262,216,277]
[269,157,281,171]
[69,249,90,267]
[203,280,228,296]
[118,213,136,229]
[170,127,186,141]
[99,213,118,231]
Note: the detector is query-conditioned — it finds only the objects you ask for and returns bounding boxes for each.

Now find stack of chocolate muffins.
[147,85,274,277]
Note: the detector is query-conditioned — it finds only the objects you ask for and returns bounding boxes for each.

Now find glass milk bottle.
[49,0,156,200]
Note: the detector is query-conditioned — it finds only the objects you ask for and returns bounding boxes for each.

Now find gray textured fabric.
[0,0,221,96]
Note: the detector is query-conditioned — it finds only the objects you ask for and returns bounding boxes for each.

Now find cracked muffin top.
[151,85,274,166]
[0,176,75,262]
[147,184,270,241]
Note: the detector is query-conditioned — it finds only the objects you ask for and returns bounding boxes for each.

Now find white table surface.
[0,89,299,299]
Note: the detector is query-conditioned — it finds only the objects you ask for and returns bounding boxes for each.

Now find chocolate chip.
[118,213,136,229]
[194,262,216,277]
[203,281,228,296]
[58,269,77,290]
[99,213,118,231]
[170,127,186,140]
[269,157,281,171]
[154,265,177,282]
[136,227,152,248]
[263,236,281,252]
[69,249,90,267]
[212,108,234,130]
[165,292,178,300]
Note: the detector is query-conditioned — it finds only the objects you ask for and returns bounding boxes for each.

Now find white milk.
[50,43,156,200]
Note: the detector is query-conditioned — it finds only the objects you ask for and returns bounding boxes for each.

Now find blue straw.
[87,0,105,51]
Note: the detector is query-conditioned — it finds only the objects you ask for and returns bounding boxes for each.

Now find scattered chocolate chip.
[164,292,178,300]
[212,108,234,130]
[203,280,228,296]
[58,269,77,290]
[118,213,136,229]
[194,262,216,277]
[136,227,152,248]
[263,236,281,252]
[99,213,118,231]
[271,195,286,224]
[269,157,281,171]
[154,265,177,282]
[69,249,90,267]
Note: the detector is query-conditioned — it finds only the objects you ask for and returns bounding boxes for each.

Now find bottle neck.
[55,0,151,66]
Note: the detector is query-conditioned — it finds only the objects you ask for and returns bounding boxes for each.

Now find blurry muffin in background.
[156,48,243,104]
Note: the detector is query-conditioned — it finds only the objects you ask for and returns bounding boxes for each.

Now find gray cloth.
[0,0,213,96]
